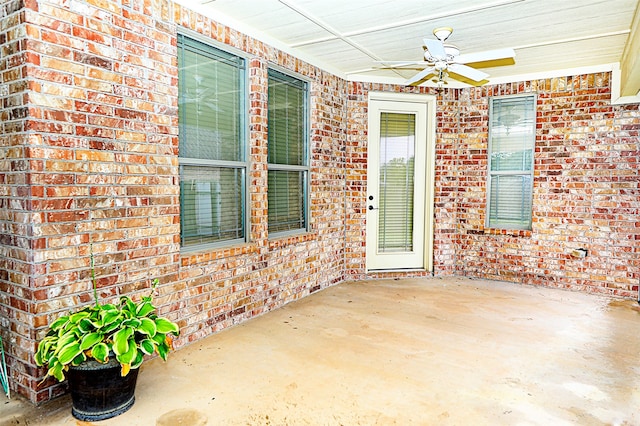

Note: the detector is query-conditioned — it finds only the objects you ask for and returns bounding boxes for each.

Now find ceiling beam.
[289,0,525,48]
[277,0,381,61]
[512,30,629,50]
[277,0,407,80]
[620,0,640,96]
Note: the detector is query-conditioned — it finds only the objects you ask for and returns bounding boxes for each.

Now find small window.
[178,34,247,249]
[486,94,536,230]
[267,69,309,235]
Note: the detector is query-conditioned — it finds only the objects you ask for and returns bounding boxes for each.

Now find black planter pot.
[67,357,140,422]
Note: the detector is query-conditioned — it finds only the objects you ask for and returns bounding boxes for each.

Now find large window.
[178,34,247,249]
[486,94,536,230]
[267,69,309,235]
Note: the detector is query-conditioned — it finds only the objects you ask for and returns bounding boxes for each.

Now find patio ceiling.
[175,0,640,98]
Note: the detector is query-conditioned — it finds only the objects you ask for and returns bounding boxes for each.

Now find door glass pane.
[378,112,415,252]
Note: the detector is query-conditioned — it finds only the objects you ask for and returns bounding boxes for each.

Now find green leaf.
[91,342,109,363]
[100,303,117,311]
[131,350,145,369]
[47,360,66,382]
[100,309,121,327]
[68,311,90,324]
[137,318,157,336]
[122,318,141,329]
[79,332,103,351]
[112,327,133,356]
[116,340,137,366]
[71,352,87,366]
[78,318,94,333]
[102,320,122,334]
[57,342,82,365]
[139,338,155,355]
[55,331,79,353]
[155,318,179,335]
[34,347,46,366]
[49,316,70,331]
[156,341,169,361]
[135,301,155,317]
[119,296,137,314]
[152,332,166,345]
[35,337,56,366]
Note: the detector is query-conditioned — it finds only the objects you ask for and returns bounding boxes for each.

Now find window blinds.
[487,95,536,230]
[178,35,246,247]
[267,69,308,234]
[378,112,416,252]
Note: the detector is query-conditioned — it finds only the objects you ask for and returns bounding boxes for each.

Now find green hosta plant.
[35,270,179,382]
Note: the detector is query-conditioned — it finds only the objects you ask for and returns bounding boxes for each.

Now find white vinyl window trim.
[486,94,536,230]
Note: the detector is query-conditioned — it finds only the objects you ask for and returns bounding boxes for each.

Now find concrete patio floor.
[2,276,640,425]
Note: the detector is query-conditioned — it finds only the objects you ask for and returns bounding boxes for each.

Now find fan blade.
[404,67,436,86]
[448,64,489,82]
[424,39,446,60]
[455,48,515,65]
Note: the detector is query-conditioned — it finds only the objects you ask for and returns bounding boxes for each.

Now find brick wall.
[346,73,640,297]
[0,0,638,404]
[172,8,347,344]
[456,77,640,297]
[0,0,39,402]
[345,77,639,295]
[0,0,347,403]
[2,0,181,402]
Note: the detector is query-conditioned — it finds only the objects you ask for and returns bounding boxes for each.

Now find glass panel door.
[366,95,431,271]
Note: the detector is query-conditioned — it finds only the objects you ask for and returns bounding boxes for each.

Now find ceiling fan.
[379,27,516,87]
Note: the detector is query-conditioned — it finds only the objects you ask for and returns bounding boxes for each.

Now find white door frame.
[366,91,437,272]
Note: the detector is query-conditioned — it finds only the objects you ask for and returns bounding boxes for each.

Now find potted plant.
[34,254,180,421]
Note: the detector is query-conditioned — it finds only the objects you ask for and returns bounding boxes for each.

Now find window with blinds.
[486,94,536,230]
[267,69,309,235]
[178,34,247,248]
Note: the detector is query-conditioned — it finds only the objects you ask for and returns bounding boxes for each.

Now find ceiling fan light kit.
[432,27,453,42]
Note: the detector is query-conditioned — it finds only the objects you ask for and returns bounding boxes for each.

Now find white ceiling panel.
[178,0,640,94]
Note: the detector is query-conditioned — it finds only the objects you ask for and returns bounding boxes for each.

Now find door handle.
[368,205,378,211]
